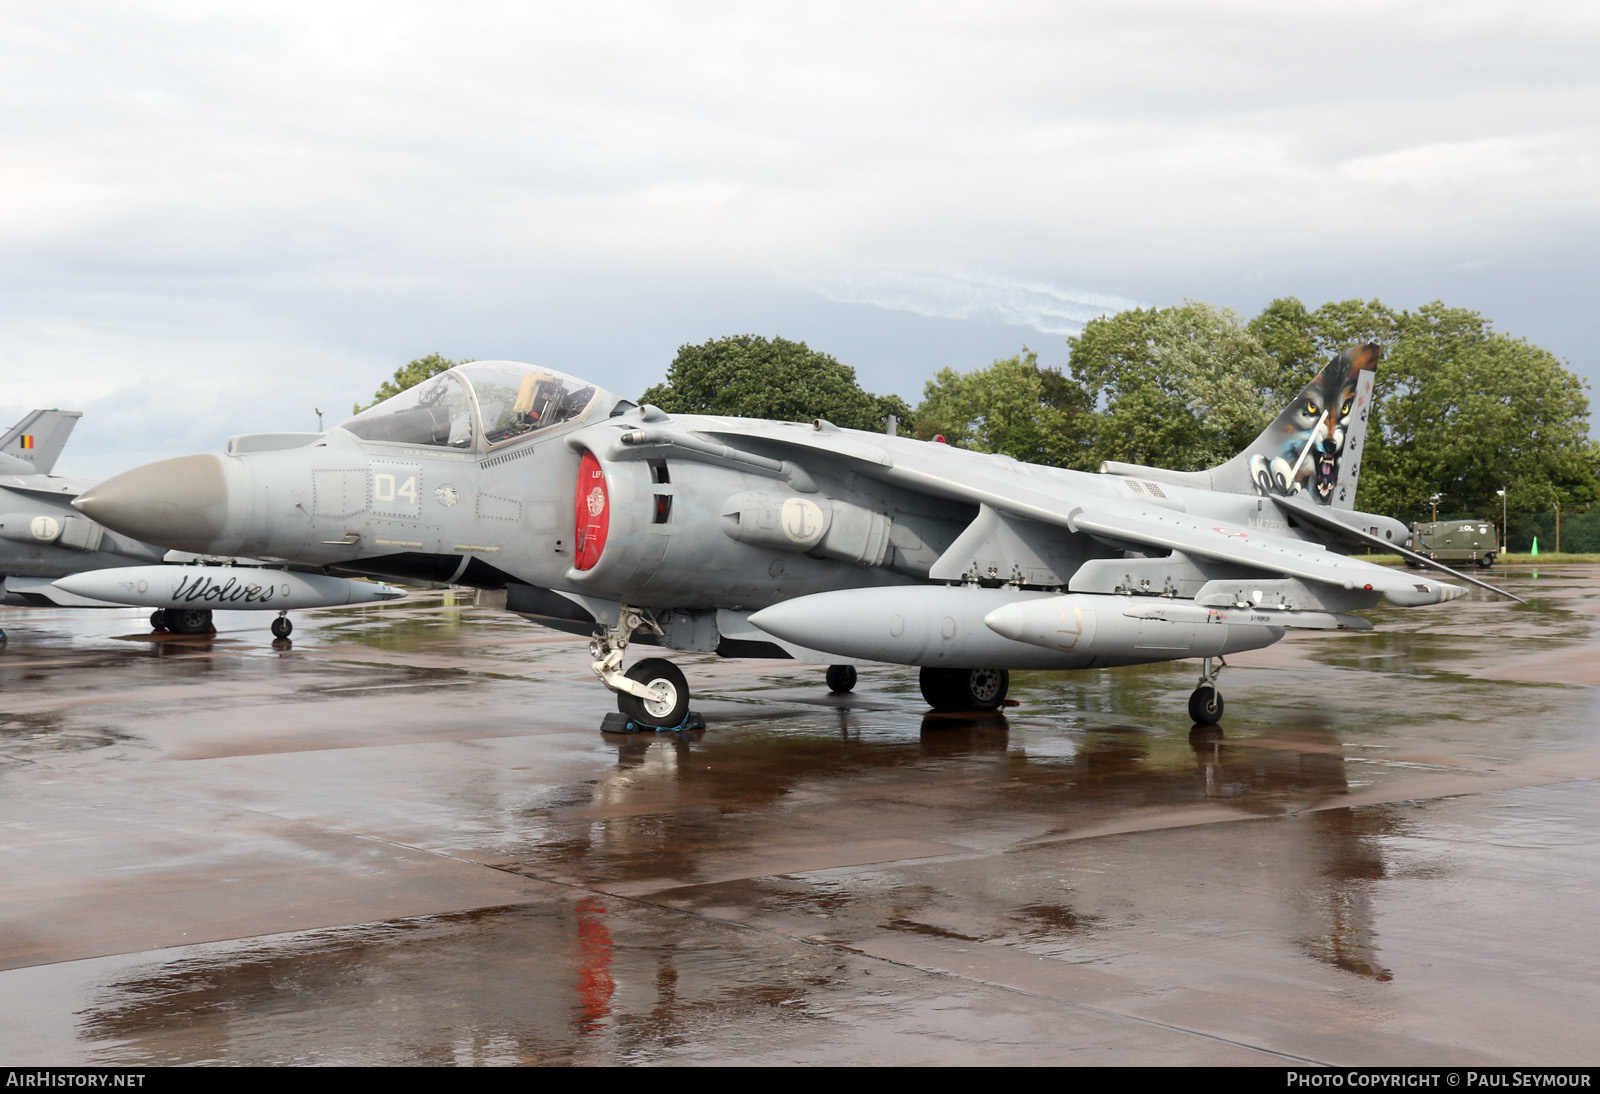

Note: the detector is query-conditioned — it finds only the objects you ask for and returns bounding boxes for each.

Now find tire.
[270,616,293,639]
[150,610,168,631]
[919,667,1009,712]
[166,608,213,635]
[1477,554,1495,569]
[616,658,690,728]
[1188,685,1223,726]
[825,664,857,693]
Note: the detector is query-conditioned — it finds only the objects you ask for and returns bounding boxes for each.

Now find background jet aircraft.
[0,409,399,641]
[0,408,166,628]
[73,346,1507,728]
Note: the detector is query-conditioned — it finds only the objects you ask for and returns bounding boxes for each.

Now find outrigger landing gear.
[590,607,702,733]
[1188,656,1227,726]
[270,613,293,639]
[825,664,857,693]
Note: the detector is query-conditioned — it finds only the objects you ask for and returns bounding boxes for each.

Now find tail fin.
[0,409,82,474]
[1213,343,1379,510]
[1097,344,1380,509]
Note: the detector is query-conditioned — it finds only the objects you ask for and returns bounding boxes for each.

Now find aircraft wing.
[687,423,1465,606]
[1060,505,1463,605]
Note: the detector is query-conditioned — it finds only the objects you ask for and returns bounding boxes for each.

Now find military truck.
[1408,519,1500,568]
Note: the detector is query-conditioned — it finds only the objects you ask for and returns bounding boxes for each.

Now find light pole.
[1497,488,1507,554]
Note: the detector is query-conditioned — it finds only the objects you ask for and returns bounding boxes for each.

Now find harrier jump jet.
[74,346,1502,727]
[0,408,399,640]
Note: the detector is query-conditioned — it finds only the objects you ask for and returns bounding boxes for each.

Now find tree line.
[364,297,1598,524]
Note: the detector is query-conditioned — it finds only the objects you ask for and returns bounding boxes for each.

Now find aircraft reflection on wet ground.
[2,565,1599,1065]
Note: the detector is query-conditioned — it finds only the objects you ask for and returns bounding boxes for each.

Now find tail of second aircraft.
[0,409,82,475]
[1100,343,1379,510]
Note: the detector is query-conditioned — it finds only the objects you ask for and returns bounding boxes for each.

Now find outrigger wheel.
[919,667,1009,712]
[1188,655,1227,726]
[616,657,690,728]
[271,614,293,639]
[1188,685,1223,725]
[826,664,857,693]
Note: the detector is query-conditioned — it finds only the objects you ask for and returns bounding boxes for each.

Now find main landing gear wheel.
[270,615,293,639]
[149,609,168,631]
[165,608,213,635]
[919,667,1009,712]
[826,664,857,693]
[616,657,690,728]
[1188,685,1224,726]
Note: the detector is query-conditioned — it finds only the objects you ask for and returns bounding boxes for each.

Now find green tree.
[354,353,472,414]
[1245,297,1597,516]
[1067,301,1292,471]
[911,349,1094,468]
[639,335,908,431]
[1362,304,1597,517]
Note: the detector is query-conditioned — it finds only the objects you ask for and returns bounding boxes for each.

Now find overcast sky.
[4,1,1597,477]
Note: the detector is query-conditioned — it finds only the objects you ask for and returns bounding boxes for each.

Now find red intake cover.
[574,450,609,571]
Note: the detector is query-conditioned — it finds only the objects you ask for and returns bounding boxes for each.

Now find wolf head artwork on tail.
[1243,343,1379,509]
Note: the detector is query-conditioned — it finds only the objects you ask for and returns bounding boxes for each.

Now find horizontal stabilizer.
[1271,494,1525,604]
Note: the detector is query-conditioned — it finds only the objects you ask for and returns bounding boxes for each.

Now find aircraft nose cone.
[74,454,232,553]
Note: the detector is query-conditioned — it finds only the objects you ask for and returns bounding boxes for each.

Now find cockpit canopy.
[338,362,612,451]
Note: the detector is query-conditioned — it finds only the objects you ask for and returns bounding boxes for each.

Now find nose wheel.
[270,613,293,639]
[615,658,690,727]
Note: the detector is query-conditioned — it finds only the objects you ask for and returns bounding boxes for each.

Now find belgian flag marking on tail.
[19,435,34,449]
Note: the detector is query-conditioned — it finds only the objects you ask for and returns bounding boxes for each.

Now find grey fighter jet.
[0,409,166,626]
[74,347,1504,727]
[0,408,399,640]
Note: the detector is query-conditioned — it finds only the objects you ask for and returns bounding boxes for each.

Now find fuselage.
[69,361,1417,669]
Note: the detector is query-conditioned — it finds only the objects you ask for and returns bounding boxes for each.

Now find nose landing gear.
[591,607,703,733]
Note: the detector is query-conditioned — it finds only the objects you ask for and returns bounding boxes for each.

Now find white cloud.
[2,0,1598,460]
[803,262,1142,336]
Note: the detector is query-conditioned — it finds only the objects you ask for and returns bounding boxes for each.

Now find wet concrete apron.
[1,567,1597,1065]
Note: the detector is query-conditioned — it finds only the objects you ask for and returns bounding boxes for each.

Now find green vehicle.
[1409,519,1499,569]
